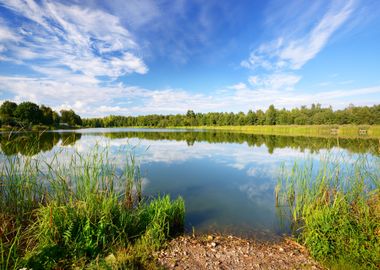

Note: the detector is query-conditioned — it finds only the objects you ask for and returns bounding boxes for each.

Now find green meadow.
[176,125,380,138]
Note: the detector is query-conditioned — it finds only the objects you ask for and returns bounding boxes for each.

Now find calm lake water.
[1,128,379,239]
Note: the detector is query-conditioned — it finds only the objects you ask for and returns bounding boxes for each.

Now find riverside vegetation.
[0,144,185,269]
[82,103,380,138]
[83,104,380,127]
[276,155,380,269]
[0,101,82,130]
[2,101,380,136]
[1,129,379,269]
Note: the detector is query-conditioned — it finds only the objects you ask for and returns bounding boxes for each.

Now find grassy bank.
[0,147,185,269]
[276,155,380,269]
[169,125,380,138]
[0,124,81,132]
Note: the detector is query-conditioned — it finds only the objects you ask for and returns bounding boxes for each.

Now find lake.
[1,128,378,239]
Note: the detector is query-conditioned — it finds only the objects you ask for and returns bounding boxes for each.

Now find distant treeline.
[83,104,380,127]
[0,101,82,128]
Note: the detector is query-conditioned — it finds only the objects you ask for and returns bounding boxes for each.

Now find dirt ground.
[156,234,323,270]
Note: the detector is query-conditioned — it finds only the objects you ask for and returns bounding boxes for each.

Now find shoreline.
[81,124,380,139]
[165,124,380,139]
[155,234,322,270]
[2,124,380,139]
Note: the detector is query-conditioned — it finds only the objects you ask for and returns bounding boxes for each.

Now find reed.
[276,153,380,269]
[0,144,185,269]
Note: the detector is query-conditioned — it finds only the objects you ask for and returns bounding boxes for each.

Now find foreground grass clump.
[277,155,380,269]
[0,148,185,269]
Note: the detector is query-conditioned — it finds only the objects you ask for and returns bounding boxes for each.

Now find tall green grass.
[0,145,185,269]
[276,154,380,269]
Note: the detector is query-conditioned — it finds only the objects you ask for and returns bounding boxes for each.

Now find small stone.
[279,247,284,252]
[211,242,218,248]
[207,235,214,241]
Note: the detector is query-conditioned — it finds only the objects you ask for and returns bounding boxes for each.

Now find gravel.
[156,234,323,270]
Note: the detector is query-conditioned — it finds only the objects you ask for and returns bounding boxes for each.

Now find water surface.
[1,128,378,239]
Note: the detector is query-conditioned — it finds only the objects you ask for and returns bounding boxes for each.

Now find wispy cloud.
[248,73,301,91]
[242,1,354,71]
[0,71,379,117]
[279,1,354,69]
[0,0,147,78]
[0,0,151,115]
[0,0,377,117]
[237,0,357,107]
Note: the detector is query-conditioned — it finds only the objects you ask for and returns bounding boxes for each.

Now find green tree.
[256,110,266,125]
[14,101,43,125]
[40,105,54,125]
[52,111,60,126]
[246,110,257,125]
[60,109,82,126]
[0,101,18,125]
[276,109,290,125]
[294,114,308,125]
[185,110,197,126]
[265,105,277,125]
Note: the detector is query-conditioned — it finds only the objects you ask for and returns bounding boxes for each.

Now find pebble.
[157,235,322,270]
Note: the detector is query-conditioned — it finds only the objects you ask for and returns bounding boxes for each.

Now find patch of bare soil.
[156,235,323,270]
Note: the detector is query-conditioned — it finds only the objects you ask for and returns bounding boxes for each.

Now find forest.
[83,104,380,128]
[1,102,379,129]
[0,101,82,128]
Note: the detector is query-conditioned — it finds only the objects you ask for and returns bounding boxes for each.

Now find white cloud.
[103,0,160,29]
[0,0,376,117]
[0,25,19,42]
[1,72,379,116]
[228,82,247,91]
[0,0,147,77]
[0,0,151,116]
[279,1,354,69]
[242,1,354,71]
[248,73,301,91]
[237,0,359,108]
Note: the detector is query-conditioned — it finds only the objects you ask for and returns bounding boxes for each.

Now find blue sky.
[0,0,379,117]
